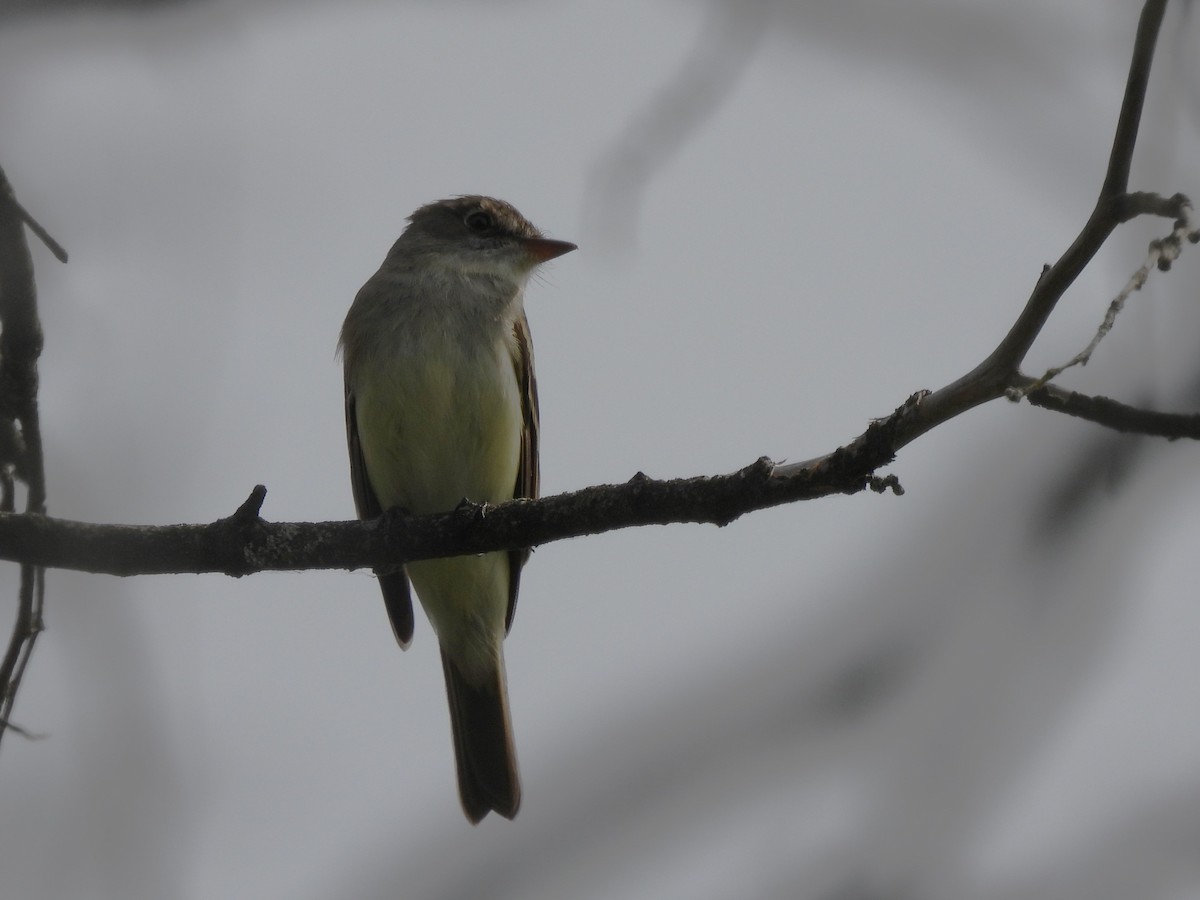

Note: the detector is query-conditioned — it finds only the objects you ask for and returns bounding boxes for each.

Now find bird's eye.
[464,210,494,233]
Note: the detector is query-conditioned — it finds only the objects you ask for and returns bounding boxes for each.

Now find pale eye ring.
[464,210,494,233]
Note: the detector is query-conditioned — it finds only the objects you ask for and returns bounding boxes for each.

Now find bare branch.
[790,0,1182,467]
[0,189,67,264]
[1016,195,1199,394]
[0,164,55,748]
[1021,382,1200,440]
[1102,0,1166,198]
[988,4,1168,371]
[0,397,908,575]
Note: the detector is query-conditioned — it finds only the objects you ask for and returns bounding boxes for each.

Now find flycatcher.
[339,196,575,823]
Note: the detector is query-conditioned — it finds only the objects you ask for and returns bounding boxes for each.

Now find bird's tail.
[441,648,521,823]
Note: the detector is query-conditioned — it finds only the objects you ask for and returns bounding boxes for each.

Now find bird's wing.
[345,379,415,647]
[506,311,540,634]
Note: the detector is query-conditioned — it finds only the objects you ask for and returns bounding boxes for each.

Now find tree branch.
[1022,382,1200,439]
[0,400,908,576]
[0,164,59,746]
[779,0,1187,473]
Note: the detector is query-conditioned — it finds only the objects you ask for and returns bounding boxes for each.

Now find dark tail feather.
[440,649,521,823]
[376,570,414,648]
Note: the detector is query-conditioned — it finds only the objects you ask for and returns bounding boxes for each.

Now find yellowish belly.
[355,339,522,515]
[353,334,521,669]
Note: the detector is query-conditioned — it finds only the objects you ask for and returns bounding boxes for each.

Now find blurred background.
[1,1,1198,898]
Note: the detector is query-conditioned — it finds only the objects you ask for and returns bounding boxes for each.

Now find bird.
[339,196,575,822]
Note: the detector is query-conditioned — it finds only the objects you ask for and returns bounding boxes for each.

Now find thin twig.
[0,188,67,264]
[1016,197,1199,394]
[1102,0,1165,198]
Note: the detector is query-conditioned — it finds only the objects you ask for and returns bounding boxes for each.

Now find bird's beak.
[522,237,577,262]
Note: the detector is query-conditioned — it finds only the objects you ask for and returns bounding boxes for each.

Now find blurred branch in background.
[0,0,185,21]
[0,167,66,747]
[584,0,770,252]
